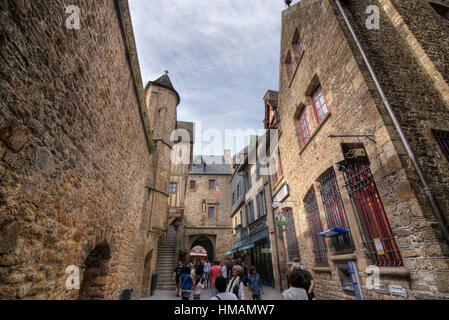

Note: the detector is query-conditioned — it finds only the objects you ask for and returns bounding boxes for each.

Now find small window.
[240,210,243,226]
[295,35,304,58]
[285,52,295,78]
[157,109,161,118]
[247,170,252,189]
[190,180,196,190]
[433,129,449,162]
[235,217,238,226]
[430,2,449,23]
[237,183,241,198]
[208,207,215,218]
[209,180,216,190]
[256,160,261,180]
[169,182,177,194]
[299,108,313,145]
[312,85,329,123]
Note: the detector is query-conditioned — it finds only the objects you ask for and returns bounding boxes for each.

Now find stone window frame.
[285,51,295,79]
[292,28,305,61]
[208,206,215,218]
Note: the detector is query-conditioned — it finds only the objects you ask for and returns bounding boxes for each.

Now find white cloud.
[129,0,284,155]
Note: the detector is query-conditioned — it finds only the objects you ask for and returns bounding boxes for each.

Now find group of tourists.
[171,256,316,301]
[172,258,264,300]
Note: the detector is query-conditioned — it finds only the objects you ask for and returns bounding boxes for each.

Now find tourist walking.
[203,260,211,289]
[209,260,222,297]
[248,265,264,300]
[226,265,246,300]
[282,270,309,300]
[178,265,195,301]
[195,260,204,279]
[210,276,238,300]
[172,261,183,297]
[291,257,316,300]
[221,260,228,284]
[193,276,205,300]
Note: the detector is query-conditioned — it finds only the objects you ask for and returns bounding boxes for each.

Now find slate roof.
[189,155,232,175]
[145,74,181,106]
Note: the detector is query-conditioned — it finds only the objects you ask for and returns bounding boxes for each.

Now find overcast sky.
[129,0,286,156]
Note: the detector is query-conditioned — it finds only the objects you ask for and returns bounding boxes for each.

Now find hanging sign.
[341,143,370,165]
[373,238,385,255]
[275,212,288,226]
[272,182,290,208]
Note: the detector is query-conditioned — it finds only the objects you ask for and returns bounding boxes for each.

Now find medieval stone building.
[179,154,234,265]
[269,0,449,299]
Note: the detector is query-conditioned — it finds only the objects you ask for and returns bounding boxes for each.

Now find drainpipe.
[268,174,284,292]
[334,0,449,245]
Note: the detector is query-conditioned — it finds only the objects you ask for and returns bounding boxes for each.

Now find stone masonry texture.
[276,0,449,300]
[0,0,153,299]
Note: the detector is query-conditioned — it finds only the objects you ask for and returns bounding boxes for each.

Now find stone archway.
[78,242,111,300]
[140,250,153,297]
[190,236,215,262]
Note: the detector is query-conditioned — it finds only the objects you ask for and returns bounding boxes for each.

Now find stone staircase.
[155,225,177,290]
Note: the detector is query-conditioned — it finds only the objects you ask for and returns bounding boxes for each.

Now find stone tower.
[139,73,180,296]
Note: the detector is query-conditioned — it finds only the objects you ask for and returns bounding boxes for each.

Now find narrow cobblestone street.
[142,286,282,301]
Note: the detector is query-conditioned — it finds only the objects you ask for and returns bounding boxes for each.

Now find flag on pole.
[216,183,220,199]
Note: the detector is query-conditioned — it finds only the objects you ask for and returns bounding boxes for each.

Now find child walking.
[193,276,205,300]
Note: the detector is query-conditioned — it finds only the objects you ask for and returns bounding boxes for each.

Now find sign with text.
[341,143,370,165]
[272,182,290,208]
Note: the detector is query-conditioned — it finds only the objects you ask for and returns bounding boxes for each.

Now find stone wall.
[276,0,449,300]
[183,174,233,263]
[0,0,152,299]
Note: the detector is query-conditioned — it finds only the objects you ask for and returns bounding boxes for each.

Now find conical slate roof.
[145,73,181,106]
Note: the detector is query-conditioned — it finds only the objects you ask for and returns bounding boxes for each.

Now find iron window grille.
[299,108,313,145]
[208,207,215,218]
[304,190,329,267]
[433,129,449,162]
[284,209,300,261]
[312,85,329,123]
[341,164,403,267]
[318,170,355,255]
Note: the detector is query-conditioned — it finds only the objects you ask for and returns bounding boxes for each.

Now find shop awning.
[236,243,255,252]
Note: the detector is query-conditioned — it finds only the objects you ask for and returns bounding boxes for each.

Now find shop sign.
[272,182,290,208]
[261,248,271,254]
[341,143,370,165]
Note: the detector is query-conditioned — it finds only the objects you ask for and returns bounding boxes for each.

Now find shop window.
[318,169,355,255]
[299,108,312,145]
[433,129,449,162]
[429,2,449,23]
[208,207,215,218]
[169,182,177,194]
[341,164,403,267]
[312,85,329,123]
[304,190,329,267]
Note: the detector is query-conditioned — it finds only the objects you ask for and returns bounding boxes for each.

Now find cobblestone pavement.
[141,286,283,301]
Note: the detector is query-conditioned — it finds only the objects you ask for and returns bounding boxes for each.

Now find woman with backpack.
[178,265,195,301]
[226,265,246,300]
[248,265,264,300]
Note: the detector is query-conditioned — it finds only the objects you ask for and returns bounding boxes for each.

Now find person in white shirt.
[282,269,309,300]
[221,262,228,281]
[210,276,238,300]
[226,265,246,300]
